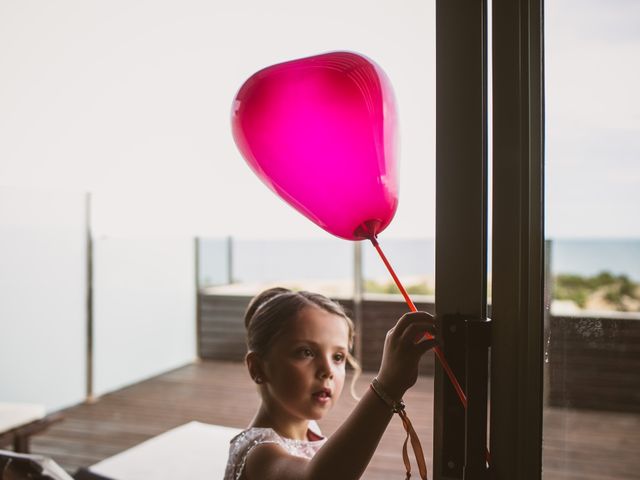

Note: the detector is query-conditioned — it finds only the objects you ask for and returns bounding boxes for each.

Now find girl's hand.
[375,311,437,401]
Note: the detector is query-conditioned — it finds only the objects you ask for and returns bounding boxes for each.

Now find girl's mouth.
[312,388,332,404]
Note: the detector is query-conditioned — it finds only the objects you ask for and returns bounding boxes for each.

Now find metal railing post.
[85,192,95,403]
[353,241,364,364]
[226,235,234,284]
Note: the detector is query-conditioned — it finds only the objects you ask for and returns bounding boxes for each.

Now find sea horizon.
[199,237,640,285]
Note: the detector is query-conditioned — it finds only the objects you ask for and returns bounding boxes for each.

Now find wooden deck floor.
[29,360,640,479]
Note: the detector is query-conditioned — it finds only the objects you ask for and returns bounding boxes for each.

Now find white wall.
[93,236,196,396]
[0,187,87,412]
[0,0,436,239]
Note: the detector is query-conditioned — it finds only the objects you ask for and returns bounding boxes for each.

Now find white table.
[88,421,242,480]
[0,403,45,434]
[0,402,61,452]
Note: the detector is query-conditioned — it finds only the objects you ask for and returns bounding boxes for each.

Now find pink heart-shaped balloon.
[231,51,398,241]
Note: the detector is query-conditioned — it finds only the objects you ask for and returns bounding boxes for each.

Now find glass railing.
[198,236,353,298]
[1,186,198,410]
[0,186,89,412]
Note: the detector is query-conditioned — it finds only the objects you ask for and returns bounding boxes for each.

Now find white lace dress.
[223,421,326,480]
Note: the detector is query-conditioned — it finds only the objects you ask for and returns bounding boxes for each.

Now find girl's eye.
[297,348,314,358]
[333,353,346,363]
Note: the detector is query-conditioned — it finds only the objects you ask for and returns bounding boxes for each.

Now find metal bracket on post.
[439,314,491,480]
[463,316,491,480]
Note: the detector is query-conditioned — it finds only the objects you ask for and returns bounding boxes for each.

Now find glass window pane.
[543,2,640,478]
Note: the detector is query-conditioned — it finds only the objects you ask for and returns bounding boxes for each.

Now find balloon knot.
[354,219,382,241]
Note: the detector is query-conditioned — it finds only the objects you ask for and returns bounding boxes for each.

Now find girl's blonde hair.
[244,287,361,399]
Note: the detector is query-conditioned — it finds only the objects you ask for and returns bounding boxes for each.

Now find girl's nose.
[317,357,334,379]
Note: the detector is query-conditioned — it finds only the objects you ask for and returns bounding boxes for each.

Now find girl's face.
[261,305,350,424]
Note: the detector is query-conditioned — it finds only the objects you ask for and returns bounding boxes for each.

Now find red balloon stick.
[369,236,468,408]
[370,236,492,466]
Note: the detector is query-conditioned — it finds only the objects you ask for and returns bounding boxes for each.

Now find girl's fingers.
[400,321,437,344]
[394,311,434,336]
[416,338,437,353]
[415,330,437,344]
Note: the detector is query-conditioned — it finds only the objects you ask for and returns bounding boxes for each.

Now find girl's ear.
[246,351,266,384]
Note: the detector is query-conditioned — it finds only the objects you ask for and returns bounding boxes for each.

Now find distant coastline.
[549,238,640,281]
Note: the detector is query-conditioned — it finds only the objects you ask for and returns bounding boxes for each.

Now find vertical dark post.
[13,435,29,454]
[85,192,94,403]
[491,0,545,478]
[463,317,490,479]
[435,1,488,479]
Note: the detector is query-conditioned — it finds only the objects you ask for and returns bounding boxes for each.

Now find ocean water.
[550,239,640,281]
[198,237,640,286]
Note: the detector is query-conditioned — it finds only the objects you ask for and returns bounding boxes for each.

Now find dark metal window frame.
[434,1,544,479]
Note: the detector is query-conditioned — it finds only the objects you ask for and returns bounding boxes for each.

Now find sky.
[545,0,640,238]
[0,0,638,239]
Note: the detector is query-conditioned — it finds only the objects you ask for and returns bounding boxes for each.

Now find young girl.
[224,287,436,480]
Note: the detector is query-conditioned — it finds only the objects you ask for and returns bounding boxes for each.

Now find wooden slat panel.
[548,316,640,412]
[198,294,247,361]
